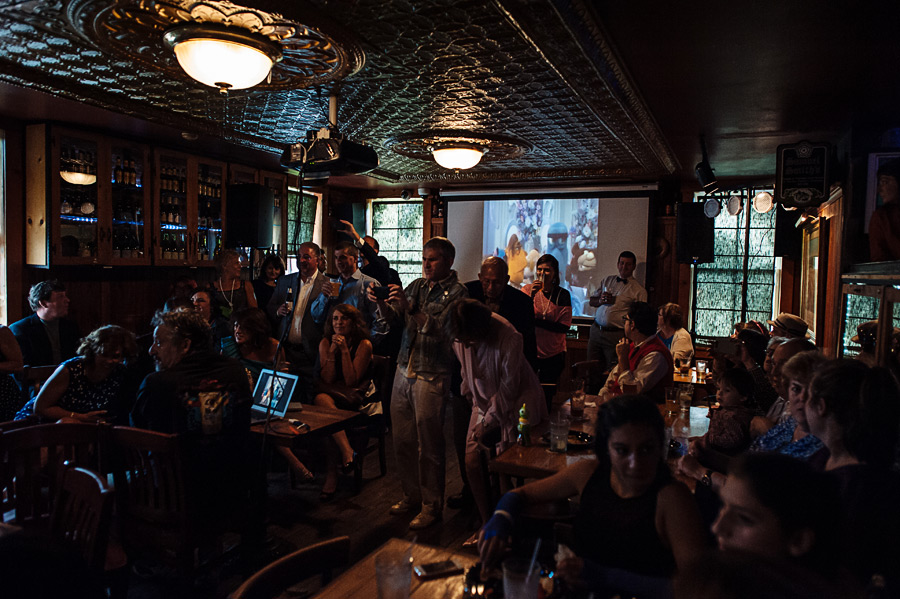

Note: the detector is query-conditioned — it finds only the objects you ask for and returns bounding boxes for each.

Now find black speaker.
[773,204,802,257]
[225,184,274,248]
[676,202,714,264]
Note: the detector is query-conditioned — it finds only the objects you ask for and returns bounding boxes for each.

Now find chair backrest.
[230,536,351,599]
[371,355,393,404]
[108,426,187,529]
[19,364,59,403]
[49,462,114,571]
[0,415,38,432]
[1,422,105,528]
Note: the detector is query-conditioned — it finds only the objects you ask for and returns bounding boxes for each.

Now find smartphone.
[710,336,741,356]
[373,285,391,300]
[414,560,463,580]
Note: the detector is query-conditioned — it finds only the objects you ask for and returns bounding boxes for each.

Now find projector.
[282,127,379,181]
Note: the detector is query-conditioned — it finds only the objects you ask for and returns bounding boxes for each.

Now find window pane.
[287,190,317,257]
[372,201,424,287]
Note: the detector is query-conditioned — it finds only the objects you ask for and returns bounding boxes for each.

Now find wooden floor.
[130,401,482,598]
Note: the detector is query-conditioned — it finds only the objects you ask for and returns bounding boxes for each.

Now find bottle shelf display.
[153,150,226,265]
[24,125,152,266]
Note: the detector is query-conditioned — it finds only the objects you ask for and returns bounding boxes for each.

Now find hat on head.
[851,321,878,346]
[766,313,809,338]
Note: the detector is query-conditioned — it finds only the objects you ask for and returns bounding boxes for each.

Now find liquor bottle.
[114,157,122,185]
[285,287,293,311]
[177,234,186,260]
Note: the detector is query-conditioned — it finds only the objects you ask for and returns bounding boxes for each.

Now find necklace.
[218,277,238,308]
[539,286,558,318]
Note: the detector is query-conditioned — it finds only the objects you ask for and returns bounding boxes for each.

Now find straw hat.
[766,313,809,338]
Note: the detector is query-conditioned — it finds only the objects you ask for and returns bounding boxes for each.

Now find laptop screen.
[251,369,299,419]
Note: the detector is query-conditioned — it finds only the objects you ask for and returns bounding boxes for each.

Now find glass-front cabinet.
[152,150,226,266]
[25,125,152,266]
[260,169,288,251]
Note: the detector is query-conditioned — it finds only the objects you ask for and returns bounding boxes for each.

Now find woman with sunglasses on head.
[16,325,137,423]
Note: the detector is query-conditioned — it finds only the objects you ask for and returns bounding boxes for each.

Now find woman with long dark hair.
[478,395,706,597]
[220,307,284,384]
[521,254,571,409]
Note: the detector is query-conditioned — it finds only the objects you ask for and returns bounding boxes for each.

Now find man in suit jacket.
[10,280,81,366]
[266,242,328,402]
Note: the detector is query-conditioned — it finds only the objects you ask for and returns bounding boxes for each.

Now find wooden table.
[250,404,365,450]
[313,538,478,599]
[489,399,710,481]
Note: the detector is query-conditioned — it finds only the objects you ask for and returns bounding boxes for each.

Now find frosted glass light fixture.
[430,146,484,170]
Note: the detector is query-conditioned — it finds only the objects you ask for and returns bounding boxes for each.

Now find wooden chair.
[230,536,351,599]
[0,414,38,432]
[107,426,193,573]
[49,462,114,571]
[348,354,393,491]
[1,422,105,529]
[18,364,59,404]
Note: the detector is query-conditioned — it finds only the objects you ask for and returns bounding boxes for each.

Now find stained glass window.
[691,190,777,339]
[372,201,424,287]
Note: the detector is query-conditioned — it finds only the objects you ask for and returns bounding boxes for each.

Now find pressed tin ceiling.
[0,0,676,185]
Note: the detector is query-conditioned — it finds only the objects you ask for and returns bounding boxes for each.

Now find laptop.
[250,369,300,423]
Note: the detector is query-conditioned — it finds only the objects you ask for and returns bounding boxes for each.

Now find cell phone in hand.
[414,560,463,580]
[373,285,391,300]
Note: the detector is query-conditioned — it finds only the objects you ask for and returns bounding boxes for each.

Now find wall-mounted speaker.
[773,204,803,257]
[225,184,274,248]
[676,202,714,264]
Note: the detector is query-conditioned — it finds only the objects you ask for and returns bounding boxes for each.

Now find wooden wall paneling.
[5,124,25,321]
[647,215,676,308]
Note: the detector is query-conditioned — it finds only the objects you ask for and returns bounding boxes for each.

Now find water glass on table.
[695,359,708,379]
[679,384,693,414]
[503,557,540,599]
[570,378,585,420]
[375,547,413,599]
[664,387,679,416]
[549,415,569,453]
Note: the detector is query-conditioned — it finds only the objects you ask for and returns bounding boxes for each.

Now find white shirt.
[288,270,321,344]
[599,335,669,401]
[593,275,647,328]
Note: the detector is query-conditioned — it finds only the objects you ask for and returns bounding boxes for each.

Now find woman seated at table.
[479,395,707,598]
[314,304,376,500]
[220,307,285,384]
[599,302,673,404]
[805,359,900,592]
[656,303,693,362]
[16,325,138,423]
[521,254,572,410]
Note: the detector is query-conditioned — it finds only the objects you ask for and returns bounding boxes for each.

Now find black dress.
[573,465,676,578]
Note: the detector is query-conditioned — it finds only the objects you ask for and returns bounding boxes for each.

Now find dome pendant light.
[164,23,282,93]
[430,145,485,170]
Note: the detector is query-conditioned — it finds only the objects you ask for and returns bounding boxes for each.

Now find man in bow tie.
[586,251,646,389]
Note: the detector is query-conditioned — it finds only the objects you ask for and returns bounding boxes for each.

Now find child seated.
[693,368,755,455]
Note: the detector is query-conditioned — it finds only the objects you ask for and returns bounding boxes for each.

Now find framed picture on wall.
[865,151,900,233]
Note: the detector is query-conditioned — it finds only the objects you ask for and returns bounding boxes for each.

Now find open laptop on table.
[250,369,300,423]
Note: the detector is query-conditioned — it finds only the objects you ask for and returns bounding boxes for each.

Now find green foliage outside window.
[372,201,423,287]
[287,190,317,256]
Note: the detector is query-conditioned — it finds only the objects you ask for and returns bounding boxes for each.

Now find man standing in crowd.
[338,220,402,287]
[767,313,809,339]
[369,237,467,529]
[322,241,386,340]
[587,251,646,387]
[267,242,327,402]
[10,280,81,366]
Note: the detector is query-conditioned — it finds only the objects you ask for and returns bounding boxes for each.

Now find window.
[841,292,900,358]
[0,130,5,324]
[286,187,319,271]
[691,189,778,340]
[371,200,423,287]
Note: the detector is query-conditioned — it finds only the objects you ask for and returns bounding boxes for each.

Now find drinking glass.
[679,384,693,414]
[330,278,341,298]
[549,415,569,453]
[570,378,585,420]
[664,387,678,416]
[695,360,708,379]
[676,357,691,375]
[375,548,413,599]
[503,558,539,599]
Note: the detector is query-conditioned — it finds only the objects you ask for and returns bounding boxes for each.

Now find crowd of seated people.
[4,234,900,599]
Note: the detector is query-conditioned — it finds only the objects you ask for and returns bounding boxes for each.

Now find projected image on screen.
[482,198,631,318]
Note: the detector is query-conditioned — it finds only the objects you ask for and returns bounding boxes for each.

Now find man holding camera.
[368,237,467,529]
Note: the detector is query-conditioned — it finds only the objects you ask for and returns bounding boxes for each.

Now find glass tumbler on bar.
[549,416,569,453]
[695,360,708,379]
[664,387,679,416]
[375,548,413,599]
[679,384,693,414]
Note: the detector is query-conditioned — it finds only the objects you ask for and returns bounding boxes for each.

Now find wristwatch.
[700,469,713,488]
